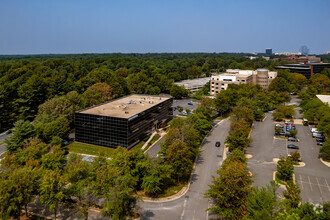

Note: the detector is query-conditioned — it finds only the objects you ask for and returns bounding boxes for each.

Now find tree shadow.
[191,173,199,183]
[139,210,155,220]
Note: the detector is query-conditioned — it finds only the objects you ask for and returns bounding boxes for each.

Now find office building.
[210,69,277,95]
[265,48,272,55]
[275,55,321,64]
[275,63,330,79]
[300,45,310,55]
[175,77,211,92]
[75,94,173,148]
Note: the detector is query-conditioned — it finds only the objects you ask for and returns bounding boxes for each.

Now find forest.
[0,53,289,132]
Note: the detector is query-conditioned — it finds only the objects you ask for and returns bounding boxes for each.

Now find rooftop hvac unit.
[125,111,129,114]
[158,97,162,100]
[149,101,154,104]
[123,105,127,109]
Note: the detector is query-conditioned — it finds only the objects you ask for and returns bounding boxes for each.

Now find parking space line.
[300,175,303,190]
[316,178,323,203]
[325,179,330,192]
[308,176,313,191]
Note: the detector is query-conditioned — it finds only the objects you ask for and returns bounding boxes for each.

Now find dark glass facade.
[75,97,173,148]
[275,63,330,79]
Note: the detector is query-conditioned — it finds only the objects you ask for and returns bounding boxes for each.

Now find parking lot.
[172,99,199,116]
[247,111,330,204]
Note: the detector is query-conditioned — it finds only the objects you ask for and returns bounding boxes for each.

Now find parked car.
[279,132,286,136]
[215,141,221,147]
[275,123,284,128]
[285,120,293,125]
[288,137,298,142]
[310,127,318,133]
[317,142,323,146]
[313,132,324,139]
[303,118,308,126]
[187,102,193,106]
[288,144,299,149]
[316,137,325,142]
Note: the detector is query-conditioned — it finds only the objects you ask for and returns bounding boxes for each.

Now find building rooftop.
[175,77,211,89]
[78,94,171,118]
[316,95,330,106]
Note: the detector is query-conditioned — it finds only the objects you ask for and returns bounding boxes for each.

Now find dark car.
[317,142,323,146]
[215,141,221,147]
[288,137,298,142]
[316,138,325,142]
[187,102,193,106]
[288,144,299,149]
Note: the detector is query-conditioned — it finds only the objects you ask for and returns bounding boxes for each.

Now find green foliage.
[205,159,252,219]
[300,98,330,123]
[81,82,114,107]
[320,140,330,161]
[318,113,330,136]
[5,120,34,153]
[282,181,301,210]
[289,151,300,162]
[163,140,194,182]
[39,169,67,219]
[41,145,67,170]
[102,174,138,220]
[246,181,280,220]
[38,117,70,142]
[170,84,189,99]
[277,157,294,182]
[289,129,298,137]
[273,106,295,121]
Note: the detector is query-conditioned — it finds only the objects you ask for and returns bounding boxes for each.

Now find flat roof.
[78,94,171,118]
[316,95,330,106]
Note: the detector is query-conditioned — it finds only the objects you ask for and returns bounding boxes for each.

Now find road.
[139,118,231,220]
[145,135,166,159]
[0,133,10,156]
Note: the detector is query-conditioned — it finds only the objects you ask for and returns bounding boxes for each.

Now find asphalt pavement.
[145,135,166,159]
[246,97,330,205]
[139,118,231,220]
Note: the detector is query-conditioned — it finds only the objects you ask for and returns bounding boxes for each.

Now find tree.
[205,160,252,219]
[277,157,294,182]
[282,181,302,210]
[289,129,297,137]
[163,140,193,182]
[246,181,280,220]
[82,82,114,107]
[102,174,138,220]
[273,106,295,121]
[275,126,282,135]
[170,84,189,99]
[320,140,330,161]
[39,169,67,220]
[318,113,330,136]
[269,77,291,93]
[40,116,70,142]
[0,166,39,219]
[41,145,66,170]
[289,151,300,162]
[5,120,34,153]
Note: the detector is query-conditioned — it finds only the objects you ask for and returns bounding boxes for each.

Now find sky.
[0,0,329,55]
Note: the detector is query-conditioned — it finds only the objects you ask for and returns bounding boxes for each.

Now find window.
[216,87,218,89]
[212,82,214,84]
[223,79,232,81]
[212,90,214,92]
[242,80,245,82]
[221,83,224,85]
[216,83,218,85]
[216,91,219,93]
[212,86,214,88]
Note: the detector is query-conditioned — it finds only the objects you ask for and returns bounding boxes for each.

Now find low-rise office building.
[210,69,277,95]
[275,63,330,79]
[175,77,211,92]
[75,94,173,148]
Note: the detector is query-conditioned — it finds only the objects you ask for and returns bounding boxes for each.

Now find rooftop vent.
[125,111,129,114]
[149,101,154,104]
[158,97,162,100]
[122,105,127,109]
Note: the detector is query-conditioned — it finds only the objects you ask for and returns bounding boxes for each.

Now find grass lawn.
[131,134,161,152]
[67,141,115,156]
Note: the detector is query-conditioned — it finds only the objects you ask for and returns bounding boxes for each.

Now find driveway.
[145,135,166,159]
[139,118,231,220]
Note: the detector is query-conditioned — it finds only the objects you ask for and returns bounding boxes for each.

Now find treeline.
[0,53,288,132]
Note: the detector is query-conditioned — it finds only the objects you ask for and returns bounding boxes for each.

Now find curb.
[320,158,330,167]
[141,118,226,203]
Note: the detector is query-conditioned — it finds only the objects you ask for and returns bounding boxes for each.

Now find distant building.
[175,77,211,92]
[210,69,277,95]
[265,48,272,55]
[75,94,173,148]
[278,55,321,64]
[300,45,310,55]
[275,63,330,79]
